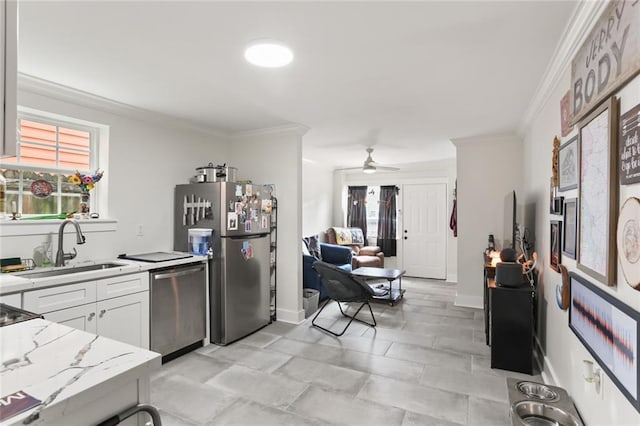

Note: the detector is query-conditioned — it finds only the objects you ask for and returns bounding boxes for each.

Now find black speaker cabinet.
[489,285,534,374]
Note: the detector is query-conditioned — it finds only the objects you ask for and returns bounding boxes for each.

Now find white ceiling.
[17,0,579,170]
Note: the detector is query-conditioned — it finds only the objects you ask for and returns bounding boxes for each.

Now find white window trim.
[0,107,111,221]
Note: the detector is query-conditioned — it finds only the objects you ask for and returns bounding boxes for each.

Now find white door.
[402,183,447,279]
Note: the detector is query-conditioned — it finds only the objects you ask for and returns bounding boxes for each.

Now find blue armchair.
[303,243,352,300]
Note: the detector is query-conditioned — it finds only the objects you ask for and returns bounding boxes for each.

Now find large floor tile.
[402,410,464,426]
[151,375,238,424]
[152,352,232,384]
[467,396,511,426]
[402,322,475,340]
[358,374,469,424]
[433,336,491,357]
[274,356,368,395]
[337,349,425,383]
[289,385,406,426]
[420,364,508,403]
[266,336,347,364]
[361,326,436,349]
[205,364,309,409]
[202,342,292,373]
[209,398,328,426]
[386,342,472,372]
[316,332,393,356]
[237,330,282,348]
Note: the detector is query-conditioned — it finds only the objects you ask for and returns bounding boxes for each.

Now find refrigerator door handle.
[228,234,269,240]
[153,265,205,280]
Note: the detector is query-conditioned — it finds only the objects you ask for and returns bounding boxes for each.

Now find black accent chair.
[311,261,377,336]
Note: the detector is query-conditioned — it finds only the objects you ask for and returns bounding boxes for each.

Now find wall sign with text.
[620,103,640,185]
[571,1,640,124]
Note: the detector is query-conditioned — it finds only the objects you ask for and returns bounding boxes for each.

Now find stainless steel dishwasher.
[150,262,206,360]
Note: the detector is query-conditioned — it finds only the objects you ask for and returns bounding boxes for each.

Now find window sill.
[0,218,117,237]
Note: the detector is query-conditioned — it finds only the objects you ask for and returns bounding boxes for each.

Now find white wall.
[229,125,307,324]
[1,77,228,262]
[452,134,523,308]
[301,161,334,237]
[522,67,640,425]
[336,158,458,281]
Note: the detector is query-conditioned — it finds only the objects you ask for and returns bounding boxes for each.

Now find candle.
[11,201,16,213]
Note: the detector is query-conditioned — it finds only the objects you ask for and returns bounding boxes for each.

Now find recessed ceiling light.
[244,40,293,68]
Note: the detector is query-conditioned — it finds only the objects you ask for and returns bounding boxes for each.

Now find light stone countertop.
[0,318,161,425]
[0,253,208,295]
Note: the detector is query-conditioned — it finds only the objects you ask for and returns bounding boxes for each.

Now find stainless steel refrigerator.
[174,182,272,345]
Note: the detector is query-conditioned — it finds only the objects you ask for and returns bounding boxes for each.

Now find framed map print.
[577,96,619,286]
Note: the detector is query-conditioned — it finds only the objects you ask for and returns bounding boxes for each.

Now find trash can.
[303,288,320,318]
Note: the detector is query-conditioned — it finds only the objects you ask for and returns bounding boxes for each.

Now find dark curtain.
[347,186,368,236]
[377,185,398,256]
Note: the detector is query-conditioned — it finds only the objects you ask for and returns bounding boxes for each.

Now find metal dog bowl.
[516,381,560,402]
[511,400,582,426]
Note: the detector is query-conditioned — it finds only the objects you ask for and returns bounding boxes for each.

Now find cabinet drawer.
[0,293,21,307]
[97,272,149,300]
[23,282,97,314]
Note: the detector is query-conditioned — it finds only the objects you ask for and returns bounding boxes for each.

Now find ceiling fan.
[338,147,400,174]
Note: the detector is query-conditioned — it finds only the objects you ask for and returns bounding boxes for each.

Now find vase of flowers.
[68,170,103,218]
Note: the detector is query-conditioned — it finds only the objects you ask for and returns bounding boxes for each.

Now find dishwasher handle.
[153,265,205,280]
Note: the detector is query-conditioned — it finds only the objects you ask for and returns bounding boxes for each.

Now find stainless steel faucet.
[55,220,86,267]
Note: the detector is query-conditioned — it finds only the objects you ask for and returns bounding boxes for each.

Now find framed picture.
[617,197,640,290]
[558,136,578,191]
[550,220,562,272]
[569,272,639,412]
[577,96,618,286]
[563,198,577,259]
[619,103,640,185]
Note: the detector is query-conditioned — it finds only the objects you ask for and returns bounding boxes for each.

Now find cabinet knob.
[404,236,408,240]
[88,312,95,320]
[99,309,107,317]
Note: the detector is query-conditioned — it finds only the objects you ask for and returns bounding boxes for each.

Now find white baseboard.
[535,337,560,386]
[454,294,482,309]
[446,272,458,283]
[276,307,306,324]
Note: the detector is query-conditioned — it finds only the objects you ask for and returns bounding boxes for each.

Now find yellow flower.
[68,175,81,185]
[86,183,94,191]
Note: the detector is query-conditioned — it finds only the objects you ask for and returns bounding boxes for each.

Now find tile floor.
[150,277,541,425]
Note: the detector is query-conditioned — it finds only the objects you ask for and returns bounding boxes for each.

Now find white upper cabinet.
[1,0,17,158]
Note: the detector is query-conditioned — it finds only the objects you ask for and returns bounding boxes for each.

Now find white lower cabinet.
[22,272,150,349]
[96,292,149,349]
[44,302,98,333]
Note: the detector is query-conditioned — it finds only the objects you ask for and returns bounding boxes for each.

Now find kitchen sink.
[511,400,582,426]
[16,262,127,279]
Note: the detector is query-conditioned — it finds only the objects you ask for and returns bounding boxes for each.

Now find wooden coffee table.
[351,267,406,306]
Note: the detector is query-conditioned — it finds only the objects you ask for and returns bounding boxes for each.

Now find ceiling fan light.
[363,164,376,174]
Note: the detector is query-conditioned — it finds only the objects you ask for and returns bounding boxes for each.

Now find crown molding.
[17,73,230,139]
[231,123,310,139]
[451,132,521,147]
[517,0,608,137]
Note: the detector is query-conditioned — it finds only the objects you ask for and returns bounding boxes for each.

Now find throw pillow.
[304,235,322,260]
[350,228,365,244]
[302,240,311,256]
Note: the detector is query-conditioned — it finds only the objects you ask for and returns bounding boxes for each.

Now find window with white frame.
[0,111,101,216]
